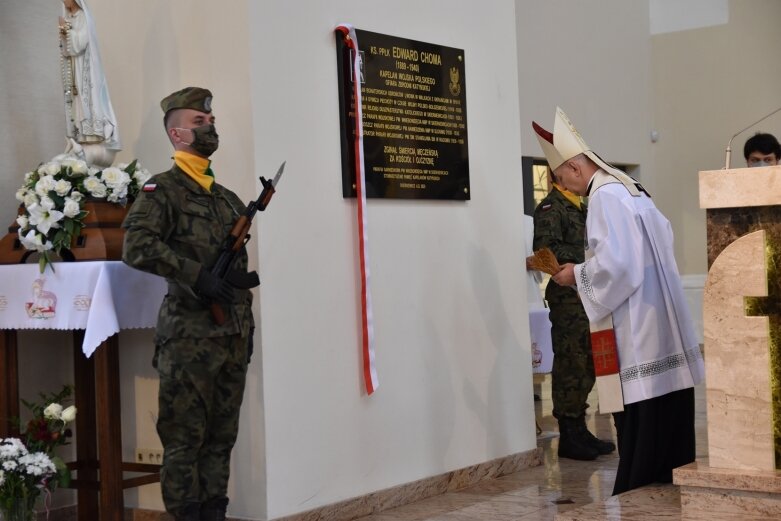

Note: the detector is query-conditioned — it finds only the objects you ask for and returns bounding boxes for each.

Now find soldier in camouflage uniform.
[122,87,256,521]
[532,182,615,460]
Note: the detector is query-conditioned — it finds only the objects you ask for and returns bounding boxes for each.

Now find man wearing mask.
[529,171,615,461]
[122,87,257,521]
[744,132,780,167]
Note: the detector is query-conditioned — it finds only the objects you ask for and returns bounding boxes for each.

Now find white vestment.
[574,171,704,406]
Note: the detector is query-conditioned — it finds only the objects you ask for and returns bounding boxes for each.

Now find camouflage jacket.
[532,187,587,304]
[122,165,254,340]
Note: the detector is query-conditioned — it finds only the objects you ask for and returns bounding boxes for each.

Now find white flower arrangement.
[0,437,57,512]
[15,154,152,272]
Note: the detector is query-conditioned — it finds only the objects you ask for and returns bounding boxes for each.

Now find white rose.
[91,184,107,198]
[83,176,107,197]
[88,167,100,176]
[34,175,56,197]
[107,184,128,203]
[69,190,84,202]
[38,162,61,177]
[15,188,27,202]
[24,171,35,182]
[23,192,38,207]
[60,158,76,169]
[71,160,88,175]
[54,179,72,197]
[24,192,38,208]
[61,405,77,423]
[16,215,28,229]
[133,168,152,186]
[40,196,56,212]
[43,403,63,420]
[101,167,130,188]
[63,198,80,218]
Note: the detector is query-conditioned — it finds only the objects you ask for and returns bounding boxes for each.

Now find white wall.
[516,0,655,196]
[650,0,728,35]
[650,0,781,274]
[250,1,533,518]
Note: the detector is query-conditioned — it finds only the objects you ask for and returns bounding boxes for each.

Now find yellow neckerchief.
[553,183,582,210]
[174,150,214,192]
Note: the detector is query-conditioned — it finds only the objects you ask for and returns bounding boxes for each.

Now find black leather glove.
[194,268,235,304]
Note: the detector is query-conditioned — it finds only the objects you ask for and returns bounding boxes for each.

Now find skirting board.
[270,447,543,521]
[39,448,542,521]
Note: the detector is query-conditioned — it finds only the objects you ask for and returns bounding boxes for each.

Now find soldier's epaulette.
[540,203,553,212]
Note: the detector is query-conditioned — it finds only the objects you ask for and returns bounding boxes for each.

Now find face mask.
[749,160,774,168]
[177,124,219,157]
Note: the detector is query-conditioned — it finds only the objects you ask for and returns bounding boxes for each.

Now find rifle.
[208,161,285,325]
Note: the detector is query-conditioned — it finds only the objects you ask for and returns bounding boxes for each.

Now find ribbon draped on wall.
[336,23,378,395]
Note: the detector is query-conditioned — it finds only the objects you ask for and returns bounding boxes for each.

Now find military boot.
[557,417,598,461]
[175,503,201,521]
[575,416,616,455]
[200,497,229,521]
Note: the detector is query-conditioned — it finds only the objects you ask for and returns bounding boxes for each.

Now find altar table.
[0,261,166,521]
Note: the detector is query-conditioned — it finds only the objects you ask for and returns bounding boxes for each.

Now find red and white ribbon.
[336,23,378,394]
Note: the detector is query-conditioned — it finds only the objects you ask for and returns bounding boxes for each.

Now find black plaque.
[336,29,470,200]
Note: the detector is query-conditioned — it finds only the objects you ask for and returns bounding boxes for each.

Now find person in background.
[528,166,615,461]
[744,132,780,167]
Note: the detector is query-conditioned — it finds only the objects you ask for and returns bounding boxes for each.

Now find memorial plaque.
[336,29,470,200]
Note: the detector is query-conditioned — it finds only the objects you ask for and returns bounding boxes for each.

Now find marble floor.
[355,375,708,521]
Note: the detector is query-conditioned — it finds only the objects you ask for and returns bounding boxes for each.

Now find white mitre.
[532,107,641,195]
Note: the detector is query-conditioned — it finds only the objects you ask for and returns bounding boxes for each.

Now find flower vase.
[0,498,35,521]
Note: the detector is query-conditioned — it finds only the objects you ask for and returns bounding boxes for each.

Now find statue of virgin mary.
[59,0,121,167]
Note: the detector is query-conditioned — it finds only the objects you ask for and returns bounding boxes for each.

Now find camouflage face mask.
[180,124,219,157]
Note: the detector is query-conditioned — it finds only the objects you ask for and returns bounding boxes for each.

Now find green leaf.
[49,191,66,207]
[126,159,138,174]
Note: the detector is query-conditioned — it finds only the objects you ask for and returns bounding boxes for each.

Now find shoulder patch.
[142,182,158,192]
[540,203,553,212]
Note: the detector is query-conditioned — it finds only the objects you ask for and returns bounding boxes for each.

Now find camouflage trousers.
[154,334,249,514]
[547,300,595,419]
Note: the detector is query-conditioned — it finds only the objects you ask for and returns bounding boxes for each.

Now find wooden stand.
[0,330,160,521]
[0,201,129,264]
[0,199,155,520]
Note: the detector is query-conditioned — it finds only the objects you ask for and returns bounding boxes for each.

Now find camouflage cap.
[160,87,213,115]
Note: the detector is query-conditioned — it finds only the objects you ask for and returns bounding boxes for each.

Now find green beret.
[160,87,213,115]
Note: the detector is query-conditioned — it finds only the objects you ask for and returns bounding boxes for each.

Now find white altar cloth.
[0,261,165,357]
[529,307,553,374]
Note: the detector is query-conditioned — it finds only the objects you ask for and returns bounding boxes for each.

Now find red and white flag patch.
[142,183,157,192]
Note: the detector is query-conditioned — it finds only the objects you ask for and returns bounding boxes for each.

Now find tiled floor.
[355,375,708,521]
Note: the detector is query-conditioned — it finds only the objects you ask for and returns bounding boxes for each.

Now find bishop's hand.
[551,263,576,287]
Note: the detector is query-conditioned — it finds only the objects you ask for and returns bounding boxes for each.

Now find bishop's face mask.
[177,124,219,157]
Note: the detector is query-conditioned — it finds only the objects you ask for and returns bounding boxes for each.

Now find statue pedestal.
[0,200,129,265]
[673,166,781,518]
